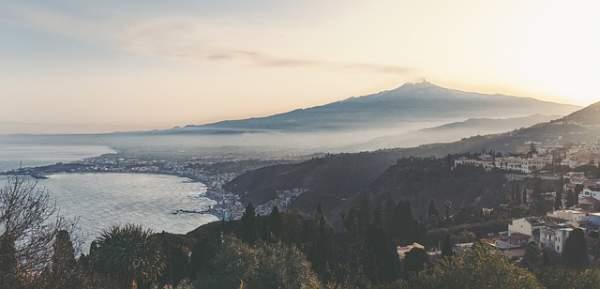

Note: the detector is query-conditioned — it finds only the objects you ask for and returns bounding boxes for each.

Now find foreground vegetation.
[3,174,600,289]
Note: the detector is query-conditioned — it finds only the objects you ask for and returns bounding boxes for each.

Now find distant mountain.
[350,114,559,151]
[223,101,599,223]
[182,81,578,132]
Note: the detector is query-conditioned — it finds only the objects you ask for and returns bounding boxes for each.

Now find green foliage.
[90,224,165,289]
[403,244,543,289]
[538,266,600,289]
[523,242,543,271]
[195,236,321,289]
[44,230,81,289]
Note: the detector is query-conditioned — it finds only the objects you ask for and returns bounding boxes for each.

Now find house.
[508,217,545,240]
[547,210,587,225]
[578,181,600,209]
[483,233,529,259]
[453,154,495,170]
[453,242,475,255]
[397,243,425,260]
[538,225,573,254]
[565,172,586,185]
[508,216,576,255]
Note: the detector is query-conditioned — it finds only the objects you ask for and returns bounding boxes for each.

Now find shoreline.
[1,160,244,221]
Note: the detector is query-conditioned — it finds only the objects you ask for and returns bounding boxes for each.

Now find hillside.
[180,81,578,132]
[350,114,558,151]
[224,101,600,222]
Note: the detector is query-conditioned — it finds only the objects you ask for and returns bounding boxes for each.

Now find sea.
[0,144,218,251]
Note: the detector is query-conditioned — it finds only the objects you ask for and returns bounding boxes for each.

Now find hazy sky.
[1,0,599,133]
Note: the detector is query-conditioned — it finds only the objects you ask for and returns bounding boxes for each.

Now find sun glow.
[514,1,600,105]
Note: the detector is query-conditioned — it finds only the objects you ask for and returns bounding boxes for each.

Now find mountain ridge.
[181,81,578,132]
[222,100,599,223]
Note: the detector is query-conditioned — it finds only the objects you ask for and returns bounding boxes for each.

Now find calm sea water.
[41,173,218,250]
[0,144,115,172]
[0,144,218,250]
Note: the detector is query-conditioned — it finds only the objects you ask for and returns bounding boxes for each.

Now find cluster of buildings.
[453,151,553,174]
[454,142,600,174]
[484,209,600,260]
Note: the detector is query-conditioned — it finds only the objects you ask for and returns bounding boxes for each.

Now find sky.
[1,0,599,133]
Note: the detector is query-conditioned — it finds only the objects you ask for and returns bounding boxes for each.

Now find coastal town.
[7,140,600,266]
[0,153,296,220]
[416,141,600,263]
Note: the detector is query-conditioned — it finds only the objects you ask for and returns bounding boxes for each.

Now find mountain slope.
[186,82,578,132]
[350,114,559,151]
[224,101,600,222]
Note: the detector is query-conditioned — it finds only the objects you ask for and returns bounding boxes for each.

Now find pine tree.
[563,228,588,268]
[269,206,283,241]
[395,201,417,244]
[428,200,439,224]
[49,230,78,289]
[441,234,453,257]
[241,203,258,244]
[52,230,76,274]
[364,224,399,283]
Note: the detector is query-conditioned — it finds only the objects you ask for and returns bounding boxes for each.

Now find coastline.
[0,153,245,221]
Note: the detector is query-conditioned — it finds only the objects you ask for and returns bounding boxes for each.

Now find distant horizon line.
[0,81,584,136]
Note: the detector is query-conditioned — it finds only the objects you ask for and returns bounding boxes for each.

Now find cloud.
[4,4,414,76]
[206,49,413,75]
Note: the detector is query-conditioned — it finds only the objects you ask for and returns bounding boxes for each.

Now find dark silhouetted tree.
[441,234,453,257]
[240,203,257,244]
[563,228,588,268]
[48,230,79,289]
[428,200,439,224]
[363,224,399,283]
[91,224,165,289]
[269,206,283,241]
[404,247,427,276]
[0,234,18,289]
[523,242,543,271]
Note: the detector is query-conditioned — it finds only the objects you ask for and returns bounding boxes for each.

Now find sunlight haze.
[1,0,599,133]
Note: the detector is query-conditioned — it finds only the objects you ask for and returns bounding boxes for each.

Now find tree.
[268,206,283,241]
[240,203,258,244]
[394,201,417,244]
[362,224,400,283]
[404,247,427,275]
[441,234,453,257]
[538,266,600,289]
[563,228,588,268]
[403,244,543,289]
[427,200,439,224]
[0,176,70,286]
[523,242,543,271]
[197,236,321,289]
[46,230,80,289]
[0,234,18,289]
[91,224,165,289]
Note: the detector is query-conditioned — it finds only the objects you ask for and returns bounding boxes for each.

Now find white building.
[494,154,552,174]
[508,217,545,239]
[580,186,600,202]
[539,226,573,254]
[453,154,495,170]
[547,210,587,225]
